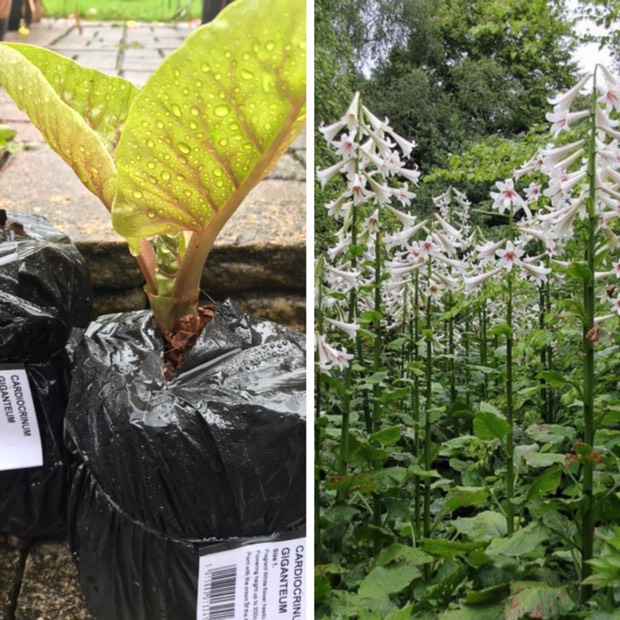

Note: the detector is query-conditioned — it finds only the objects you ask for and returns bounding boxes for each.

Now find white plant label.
[0,367,42,471]
[197,536,306,620]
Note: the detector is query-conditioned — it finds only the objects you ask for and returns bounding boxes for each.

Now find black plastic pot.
[66,300,306,619]
[0,212,91,539]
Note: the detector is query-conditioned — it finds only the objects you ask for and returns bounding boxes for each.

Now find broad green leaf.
[445,486,490,512]
[566,262,593,284]
[538,370,566,387]
[385,604,415,620]
[527,466,562,500]
[376,543,433,567]
[421,538,483,559]
[464,583,510,606]
[489,323,512,337]
[522,451,564,468]
[479,401,501,415]
[370,466,408,491]
[504,582,575,620]
[525,423,576,445]
[408,464,442,478]
[0,43,138,207]
[322,505,359,523]
[440,604,504,620]
[324,473,375,494]
[370,425,402,445]
[486,523,548,558]
[453,511,507,542]
[0,124,16,144]
[331,590,397,618]
[358,564,421,599]
[474,409,510,442]
[112,0,306,243]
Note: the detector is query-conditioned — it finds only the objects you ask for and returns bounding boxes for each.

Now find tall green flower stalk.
[521,65,620,600]
[371,227,384,553]
[480,295,489,401]
[316,92,423,555]
[505,205,516,535]
[423,247,434,540]
[412,269,422,541]
[580,73,599,601]
[315,257,325,562]
[338,203,359,480]
[372,229,384,434]
[465,179,550,532]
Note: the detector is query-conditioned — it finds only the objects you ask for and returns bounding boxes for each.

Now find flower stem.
[480,295,488,401]
[424,251,433,540]
[372,229,383,554]
[581,70,599,603]
[413,268,421,541]
[506,271,515,535]
[505,205,515,535]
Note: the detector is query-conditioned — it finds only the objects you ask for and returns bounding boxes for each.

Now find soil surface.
[162,304,216,379]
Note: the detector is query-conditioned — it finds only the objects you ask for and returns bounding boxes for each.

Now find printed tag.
[197,534,306,620]
[0,366,43,471]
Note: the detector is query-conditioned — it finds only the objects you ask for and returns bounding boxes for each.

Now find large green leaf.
[504,582,575,620]
[486,523,548,558]
[453,511,507,542]
[358,564,421,599]
[439,604,504,620]
[0,43,138,207]
[112,0,306,241]
[474,407,511,442]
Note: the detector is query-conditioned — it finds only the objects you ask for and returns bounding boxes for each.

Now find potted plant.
[0,0,306,616]
[0,211,91,540]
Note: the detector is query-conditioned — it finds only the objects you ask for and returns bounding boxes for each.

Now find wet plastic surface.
[65,300,306,620]
[0,212,91,538]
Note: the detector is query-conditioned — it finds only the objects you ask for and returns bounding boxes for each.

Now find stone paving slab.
[15,540,93,620]
[0,540,21,618]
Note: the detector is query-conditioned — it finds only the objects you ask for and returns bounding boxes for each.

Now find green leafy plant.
[0,0,305,333]
[0,123,25,160]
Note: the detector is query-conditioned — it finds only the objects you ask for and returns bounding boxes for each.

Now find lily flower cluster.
[315,93,422,373]
[383,189,471,331]
[462,177,552,295]
[513,65,620,322]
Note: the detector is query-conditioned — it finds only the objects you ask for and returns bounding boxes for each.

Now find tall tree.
[364,0,579,170]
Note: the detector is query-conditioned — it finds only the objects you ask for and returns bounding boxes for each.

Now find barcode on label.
[197,536,306,620]
[204,565,237,620]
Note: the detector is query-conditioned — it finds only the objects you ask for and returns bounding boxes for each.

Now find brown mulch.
[161,304,216,380]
